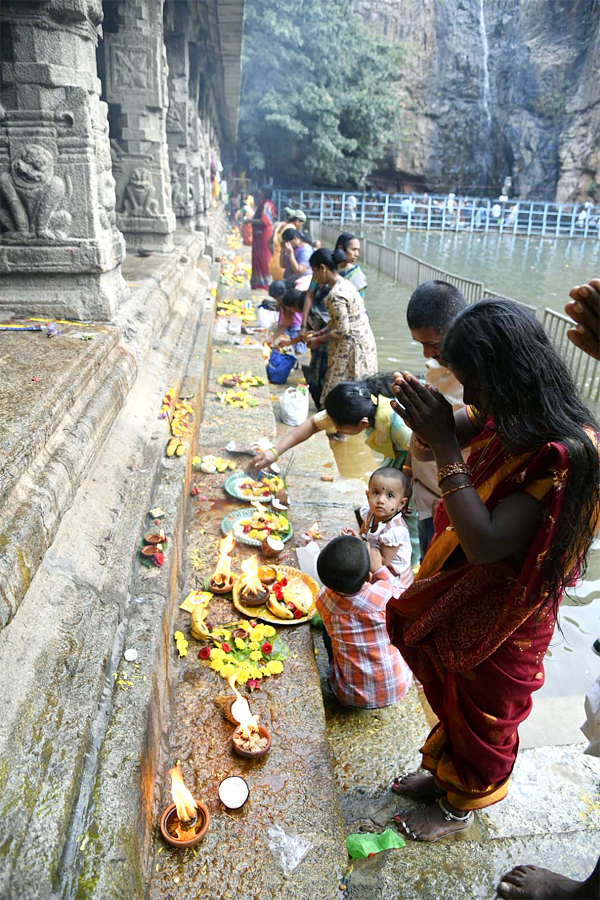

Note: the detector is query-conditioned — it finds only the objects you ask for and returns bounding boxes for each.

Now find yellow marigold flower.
[249,626,264,642]
[263,625,276,638]
[210,648,226,660]
[234,637,246,650]
[236,669,250,684]
[211,659,224,672]
[267,659,283,675]
[249,641,260,651]
[220,663,236,678]
[239,620,252,631]
[259,666,270,677]
[250,650,263,661]
[221,629,231,640]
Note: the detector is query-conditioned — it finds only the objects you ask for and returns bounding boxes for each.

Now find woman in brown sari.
[387,298,600,842]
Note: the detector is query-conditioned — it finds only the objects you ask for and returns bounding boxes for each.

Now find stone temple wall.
[0,0,244,320]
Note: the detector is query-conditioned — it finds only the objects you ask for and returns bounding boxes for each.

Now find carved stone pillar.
[165,32,195,232]
[0,0,127,321]
[103,0,175,252]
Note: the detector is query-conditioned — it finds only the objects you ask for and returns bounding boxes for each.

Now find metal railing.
[277,189,600,240]
[310,220,600,402]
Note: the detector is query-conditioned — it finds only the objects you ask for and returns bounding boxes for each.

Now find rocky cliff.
[353,0,600,201]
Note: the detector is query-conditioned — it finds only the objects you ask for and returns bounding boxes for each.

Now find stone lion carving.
[121,167,159,217]
[0,144,72,240]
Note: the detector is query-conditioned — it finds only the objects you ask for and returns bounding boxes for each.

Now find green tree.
[238,0,403,187]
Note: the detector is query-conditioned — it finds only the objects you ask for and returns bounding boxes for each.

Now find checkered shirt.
[316,567,412,708]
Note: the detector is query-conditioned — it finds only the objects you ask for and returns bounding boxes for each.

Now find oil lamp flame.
[227,673,259,738]
[169,764,197,824]
[211,532,235,586]
[239,555,263,597]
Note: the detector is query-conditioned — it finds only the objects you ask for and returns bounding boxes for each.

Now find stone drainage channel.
[144,249,600,900]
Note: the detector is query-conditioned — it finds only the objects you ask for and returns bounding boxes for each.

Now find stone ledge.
[0,244,214,899]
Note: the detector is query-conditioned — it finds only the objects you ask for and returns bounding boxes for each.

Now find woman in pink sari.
[251,186,276,290]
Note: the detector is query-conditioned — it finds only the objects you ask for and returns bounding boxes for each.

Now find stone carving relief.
[166,102,185,134]
[111,48,150,91]
[94,102,117,230]
[170,171,187,208]
[120,168,159,217]
[0,144,72,241]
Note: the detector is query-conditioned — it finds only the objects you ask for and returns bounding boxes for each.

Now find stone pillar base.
[0,265,129,322]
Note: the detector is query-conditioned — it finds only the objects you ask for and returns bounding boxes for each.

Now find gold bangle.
[271,447,279,461]
[441,482,473,499]
[437,462,471,485]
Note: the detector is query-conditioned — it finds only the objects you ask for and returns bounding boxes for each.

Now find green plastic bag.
[346,828,406,859]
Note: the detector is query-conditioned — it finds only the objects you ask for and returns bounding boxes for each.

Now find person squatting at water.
[386,298,600,843]
[315,535,412,709]
[341,466,414,589]
[403,280,469,560]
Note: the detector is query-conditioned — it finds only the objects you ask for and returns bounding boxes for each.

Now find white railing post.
[320,192,325,222]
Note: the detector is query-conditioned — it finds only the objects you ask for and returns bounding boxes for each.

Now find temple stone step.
[0,231,216,900]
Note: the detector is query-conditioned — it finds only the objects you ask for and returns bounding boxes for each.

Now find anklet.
[437,798,473,822]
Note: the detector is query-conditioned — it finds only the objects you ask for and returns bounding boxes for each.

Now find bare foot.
[394,800,473,843]
[498,865,586,899]
[392,770,442,799]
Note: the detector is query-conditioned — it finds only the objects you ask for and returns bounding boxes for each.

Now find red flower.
[261,641,272,655]
[153,551,164,567]
[293,609,303,619]
[221,642,231,653]
[198,647,211,659]
[281,578,288,587]
[247,679,259,690]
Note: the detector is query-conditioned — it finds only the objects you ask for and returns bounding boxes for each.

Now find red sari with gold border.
[387,422,583,810]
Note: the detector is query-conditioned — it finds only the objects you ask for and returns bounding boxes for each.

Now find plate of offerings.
[221,505,293,547]
[223,472,285,503]
[232,565,318,625]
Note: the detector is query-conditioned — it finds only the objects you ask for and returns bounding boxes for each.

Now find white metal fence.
[277,189,600,240]
[310,220,599,402]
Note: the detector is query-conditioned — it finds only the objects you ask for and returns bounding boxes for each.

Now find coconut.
[275,488,289,506]
[218,776,249,809]
[261,535,284,559]
[272,497,288,511]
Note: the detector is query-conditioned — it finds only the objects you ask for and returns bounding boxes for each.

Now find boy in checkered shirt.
[315,535,412,709]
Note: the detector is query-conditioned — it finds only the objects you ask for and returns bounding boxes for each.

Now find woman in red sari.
[387,298,600,842]
[250,186,276,290]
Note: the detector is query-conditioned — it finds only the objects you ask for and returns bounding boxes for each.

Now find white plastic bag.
[279,385,309,426]
[267,824,313,877]
[257,307,279,329]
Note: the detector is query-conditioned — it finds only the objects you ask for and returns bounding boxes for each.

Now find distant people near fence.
[346,194,358,222]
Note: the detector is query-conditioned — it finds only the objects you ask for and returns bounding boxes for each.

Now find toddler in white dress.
[343,466,414,591]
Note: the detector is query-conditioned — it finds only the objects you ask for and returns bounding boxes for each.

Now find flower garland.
[197,619,289,689]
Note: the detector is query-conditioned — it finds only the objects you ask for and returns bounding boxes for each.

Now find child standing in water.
[343,467,414,590]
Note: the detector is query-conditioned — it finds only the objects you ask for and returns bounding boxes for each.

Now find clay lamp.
[257,564,277,586]
[218,776,249,810]
[208,533,235,594]
[160,764,210,848]
[227,675,271,759]
[232,555,269,607]
[144,529,167,545]
[261,536,284,560]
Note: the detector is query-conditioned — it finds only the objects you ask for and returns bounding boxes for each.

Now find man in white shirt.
[405,281,468,559]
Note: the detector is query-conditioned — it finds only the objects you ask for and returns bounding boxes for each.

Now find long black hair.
[309,247,346,271]
[324,374,397,427]
[335,232,358,252]
[442,297,600,610]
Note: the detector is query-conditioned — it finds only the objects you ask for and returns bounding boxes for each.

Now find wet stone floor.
[144,257,600,900]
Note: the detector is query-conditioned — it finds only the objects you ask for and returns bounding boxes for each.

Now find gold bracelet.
[270,447,279,461]
[437,462,471,485]
[441,482,473,499]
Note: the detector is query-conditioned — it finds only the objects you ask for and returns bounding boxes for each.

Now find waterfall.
[479,0,492,128]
